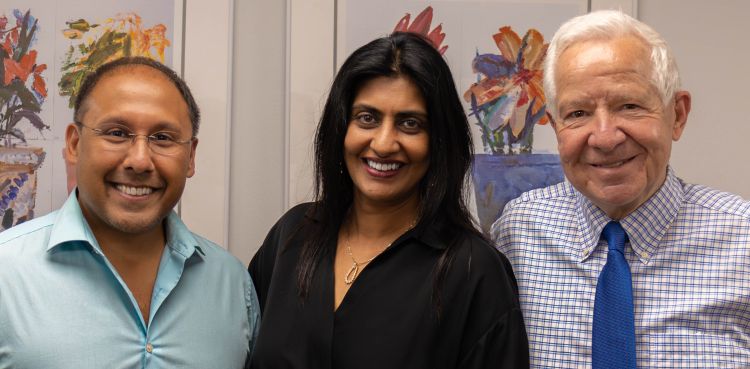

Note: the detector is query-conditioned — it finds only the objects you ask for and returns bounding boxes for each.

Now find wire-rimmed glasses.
[76,122,194,156]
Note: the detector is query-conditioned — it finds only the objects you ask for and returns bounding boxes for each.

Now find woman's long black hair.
[297,32,482,310]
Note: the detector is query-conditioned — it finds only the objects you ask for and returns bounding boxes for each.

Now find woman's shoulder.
[456,230,512,271]
[253,202,311,256]
[249,203,317,306]
[438,227,525,356]
[447,228,518,294]
[264,202,315,237]
[279,202,316,224]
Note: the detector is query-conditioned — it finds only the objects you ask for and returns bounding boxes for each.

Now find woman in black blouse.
[248,32,528,368]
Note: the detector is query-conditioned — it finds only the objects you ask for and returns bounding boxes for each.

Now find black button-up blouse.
[248,203,529,368]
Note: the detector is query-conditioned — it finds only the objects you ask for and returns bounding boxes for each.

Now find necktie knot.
[602,221,628,253]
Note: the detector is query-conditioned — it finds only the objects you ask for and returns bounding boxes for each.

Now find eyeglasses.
[77,122,194,156]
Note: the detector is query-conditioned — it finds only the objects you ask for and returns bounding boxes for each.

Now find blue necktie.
[592,221,637,369]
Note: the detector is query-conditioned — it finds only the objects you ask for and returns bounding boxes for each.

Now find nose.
[370,121,399,157]
[122,136,156,173]
[587,110,626,152]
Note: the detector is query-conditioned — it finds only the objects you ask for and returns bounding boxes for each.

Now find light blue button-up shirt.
[0,192,259,369]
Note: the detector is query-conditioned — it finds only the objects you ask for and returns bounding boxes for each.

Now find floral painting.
[59,13,170,108]
[464,26,563,233]
[0,9,49,231]
[464,27,548,154]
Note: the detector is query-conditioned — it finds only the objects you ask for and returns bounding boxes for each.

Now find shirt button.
[146,343,153,353]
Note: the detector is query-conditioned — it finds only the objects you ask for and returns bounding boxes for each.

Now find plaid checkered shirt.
[493,167,750,368]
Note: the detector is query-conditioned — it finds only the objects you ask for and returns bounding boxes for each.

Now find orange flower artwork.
[0,9,49,231]
[0,9,49,147]
[464,26,549,154]
[58,13,171,108]
[4,50,47,98]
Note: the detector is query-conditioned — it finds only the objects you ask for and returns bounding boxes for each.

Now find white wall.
[181,0,234,249]
[179,0,288,264]
[287,0,335,206]
[639,0,750,197]
[226,0,287,264]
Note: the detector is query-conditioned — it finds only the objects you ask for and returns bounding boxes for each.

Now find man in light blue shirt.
[0,57,259,368]
[494,10,750,369]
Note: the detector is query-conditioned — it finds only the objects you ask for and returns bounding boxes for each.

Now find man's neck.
[94,224,167,265]
[86,217,167,327]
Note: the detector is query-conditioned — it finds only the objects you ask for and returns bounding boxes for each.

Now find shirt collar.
[47,191,99,252]
[47,190,205,259]
[164,209,205,258]
[574,167,684,264]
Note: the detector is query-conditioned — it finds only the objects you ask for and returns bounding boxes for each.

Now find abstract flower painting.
[465,26,549,154]
[0,8,49,231]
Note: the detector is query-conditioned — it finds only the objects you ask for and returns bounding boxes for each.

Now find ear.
[671,91,691,141]
[64,123,81,165]
[186,138,198,178]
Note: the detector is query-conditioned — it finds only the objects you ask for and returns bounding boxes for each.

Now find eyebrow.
[351,103,428,120]
[96,116,184,132]
[557,95,594,108]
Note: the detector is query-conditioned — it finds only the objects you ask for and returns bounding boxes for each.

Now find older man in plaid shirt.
[494,10,750,369]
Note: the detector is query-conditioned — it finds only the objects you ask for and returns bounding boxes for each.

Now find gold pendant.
[344,262,359,284]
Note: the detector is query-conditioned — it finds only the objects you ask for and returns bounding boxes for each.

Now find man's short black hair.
[73,57,201,136]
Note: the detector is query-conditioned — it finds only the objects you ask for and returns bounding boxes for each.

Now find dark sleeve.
[457,241,530,369]
[458,307,529,368]
[248,203,312,314]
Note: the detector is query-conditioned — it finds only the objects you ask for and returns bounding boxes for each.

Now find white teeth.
[367,159,401,172]
[116,184,154,196]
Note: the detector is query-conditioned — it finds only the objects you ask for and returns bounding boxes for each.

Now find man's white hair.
[543,10,681,119]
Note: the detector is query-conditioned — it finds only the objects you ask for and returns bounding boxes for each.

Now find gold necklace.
[343,220,417,285]
[343,238,390,285]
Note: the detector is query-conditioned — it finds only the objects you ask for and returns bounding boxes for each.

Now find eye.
[622,103,640,110]
[354,112,377,126]
[150,132,176,142]
[103,128,131,139]
[400,118,423,132]
[564,110,587,120]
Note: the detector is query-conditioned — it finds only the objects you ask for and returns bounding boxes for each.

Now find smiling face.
[552,35,690,219]
[344,75,430,208]
[65,66,197,237]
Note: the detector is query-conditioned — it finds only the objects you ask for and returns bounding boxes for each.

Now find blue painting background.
[472,153,564,234]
